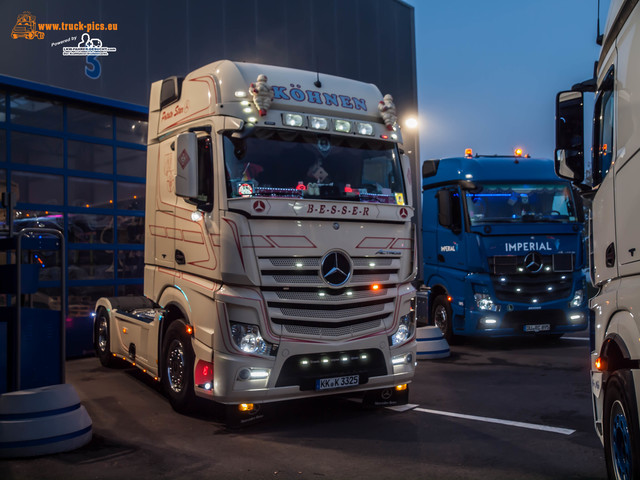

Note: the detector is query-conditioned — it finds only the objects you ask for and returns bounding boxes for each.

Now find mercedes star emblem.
[524,251,543,273]
[320,251,352,287]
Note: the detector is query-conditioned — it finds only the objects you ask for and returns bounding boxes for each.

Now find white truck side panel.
[614,2,640,274]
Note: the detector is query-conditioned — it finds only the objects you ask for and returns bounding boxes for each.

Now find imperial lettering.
[505,241,553,252]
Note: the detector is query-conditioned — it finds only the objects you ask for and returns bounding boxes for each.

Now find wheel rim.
[434,304,448,334]
[610,399,633,480]
[167,339,186,394]
[97,317,108,353]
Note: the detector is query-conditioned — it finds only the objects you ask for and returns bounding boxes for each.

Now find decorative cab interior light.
[248,74,273,116]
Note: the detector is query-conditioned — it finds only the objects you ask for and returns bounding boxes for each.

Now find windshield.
[465,183,578,225]
[224,129,406,204]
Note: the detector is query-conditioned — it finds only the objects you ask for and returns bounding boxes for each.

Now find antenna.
[596,0,603,45]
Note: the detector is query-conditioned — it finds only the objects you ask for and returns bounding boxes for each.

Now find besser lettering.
[306,204,370,216]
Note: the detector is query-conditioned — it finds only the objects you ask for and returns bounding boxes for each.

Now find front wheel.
[432,295,454,343]
[94,308,117,367]
[162,320,196,413]
[604,371,640,480]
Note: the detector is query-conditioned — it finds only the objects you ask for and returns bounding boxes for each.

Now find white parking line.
[563,337,589,341]
[413,407,576,436]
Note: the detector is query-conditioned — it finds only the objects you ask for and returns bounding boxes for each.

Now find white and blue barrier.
[0,383,92,458]
[416,326,450,360]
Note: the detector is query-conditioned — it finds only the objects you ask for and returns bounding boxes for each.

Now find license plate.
[524,324,551,333]
[316,375,359,391]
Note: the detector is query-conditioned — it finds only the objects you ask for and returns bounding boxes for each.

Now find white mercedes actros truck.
[555,0,640,477]
[93,60,417,424]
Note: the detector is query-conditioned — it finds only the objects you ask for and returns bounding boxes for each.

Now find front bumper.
[197,337,416,405]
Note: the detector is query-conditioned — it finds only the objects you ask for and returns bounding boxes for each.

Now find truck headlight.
[570,289,584,307]
[230,322,276,356]
[390,313,415,347]
[474,293,500,312]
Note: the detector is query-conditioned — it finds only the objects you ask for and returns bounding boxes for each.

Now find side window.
[197,136,213,211]
[593,69,614,185]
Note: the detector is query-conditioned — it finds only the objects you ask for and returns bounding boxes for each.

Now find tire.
[432,295,454,343]
[94,308,117,367]
[162,320,196,413]
[604,371,640,480]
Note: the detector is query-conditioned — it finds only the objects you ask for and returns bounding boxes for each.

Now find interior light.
[334,119,351,133]
[283,113,304,127]
[310,116,329,130]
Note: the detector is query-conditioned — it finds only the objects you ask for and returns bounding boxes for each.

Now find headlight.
[230,322,276,356]
[474,293,500,312]
[570,289,584,307]
[390,313,415,347]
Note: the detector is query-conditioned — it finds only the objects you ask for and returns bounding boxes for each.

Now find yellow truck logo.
[11,11,44,40]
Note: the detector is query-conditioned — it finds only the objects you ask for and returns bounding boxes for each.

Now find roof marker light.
[310,116,329,130]
[514,148,523,157]
[465,148,473,158]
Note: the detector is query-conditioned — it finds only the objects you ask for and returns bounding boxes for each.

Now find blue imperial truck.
[419,150,588,340]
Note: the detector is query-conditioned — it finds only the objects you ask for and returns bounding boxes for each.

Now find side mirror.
[175,132,199,198]
[400,154,413,208]
[437,188,461,234]
[555,91,585,183]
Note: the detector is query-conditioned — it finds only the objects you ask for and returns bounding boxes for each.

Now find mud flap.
[362,385,409,407]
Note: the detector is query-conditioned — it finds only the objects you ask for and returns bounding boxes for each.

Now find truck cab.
[421,150,588,340]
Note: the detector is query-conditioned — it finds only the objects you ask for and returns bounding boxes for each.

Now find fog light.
[249,369,270,379]
[392,353,411,365]
[239,403,254,412]
[570,313,584,322]
[395,384,408,392]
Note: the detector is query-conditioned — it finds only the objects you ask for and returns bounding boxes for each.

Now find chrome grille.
[258,255,402,339]
[283,319,382,337]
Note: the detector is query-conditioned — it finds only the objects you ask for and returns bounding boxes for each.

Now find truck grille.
[491,272,573,303]
[259,256,401,338]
